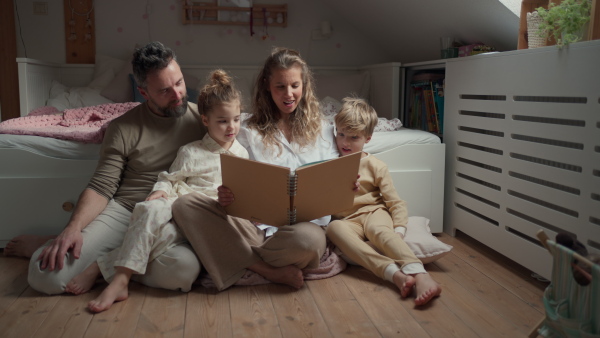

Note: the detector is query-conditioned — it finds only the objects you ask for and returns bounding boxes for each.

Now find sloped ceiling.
[322,0,520,63]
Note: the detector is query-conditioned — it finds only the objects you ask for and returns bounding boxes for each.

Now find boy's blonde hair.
[247,47,321,153]
[334,97,378,137]
[197,69,242,116]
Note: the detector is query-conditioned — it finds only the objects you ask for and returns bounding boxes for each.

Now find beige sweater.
[87,102,205,211]
[332,154,408,228]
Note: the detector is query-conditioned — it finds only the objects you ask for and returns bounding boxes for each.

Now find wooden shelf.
[183,3,287,27]
[518,0,600,49]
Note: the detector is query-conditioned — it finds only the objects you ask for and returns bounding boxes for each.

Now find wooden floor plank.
[339,266,430,337]
[0,232,547,338]
[441,231,547,312]
[306,273,381,337]
[32,288,99,338]
[0,287,61,338]
[84,282,148,338]
[434,249,543,333]
[228,284,282,337]
[0,257,29,317]
[134,287,187,338]
[427,260,525,337]
[342,265,480,338]
[184,286,233,338]
[267,283,333,338]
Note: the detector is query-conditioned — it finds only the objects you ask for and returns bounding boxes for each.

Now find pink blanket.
[197,245,347,288]
[0,102,140,143]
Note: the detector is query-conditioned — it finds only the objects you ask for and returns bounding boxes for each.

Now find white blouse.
[237,119,339,231]
[152,134,249,200]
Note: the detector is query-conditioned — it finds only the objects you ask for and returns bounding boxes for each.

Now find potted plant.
[535,0,592,48]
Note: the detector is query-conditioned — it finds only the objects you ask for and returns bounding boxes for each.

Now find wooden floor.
[0,231,548,338]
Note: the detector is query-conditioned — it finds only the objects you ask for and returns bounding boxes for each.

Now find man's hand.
[217,185,235,207]
[37,226,83,271]
[146,190,168,201]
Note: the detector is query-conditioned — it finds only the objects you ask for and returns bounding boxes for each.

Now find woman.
[172,47,340,290]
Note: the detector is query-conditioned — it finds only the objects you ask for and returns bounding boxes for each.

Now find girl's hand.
[217,185,235,207]
[146,190,168,201]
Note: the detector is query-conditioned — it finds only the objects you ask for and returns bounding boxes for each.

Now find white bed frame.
[1,59,444,247]
[444,40,600,280]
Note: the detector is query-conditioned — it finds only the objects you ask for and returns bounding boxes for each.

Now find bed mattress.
[0,128,439,160]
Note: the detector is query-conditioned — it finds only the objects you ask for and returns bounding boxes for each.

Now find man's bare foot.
[66,262,101,295]
[413,273,442,306]
[4,235,55,258]
[88,274,130,313]
[392,270,416,298]
[249,262,304,289]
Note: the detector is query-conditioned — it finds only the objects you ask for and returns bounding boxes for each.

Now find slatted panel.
[444,41,600,279]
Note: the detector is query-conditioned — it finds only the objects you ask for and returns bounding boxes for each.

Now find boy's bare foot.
[413,273,442,306]
[88,274,130,313]
[4,235,55,258]
[392,270,416,298]
[66,262,101,295]
[249,262,304,289]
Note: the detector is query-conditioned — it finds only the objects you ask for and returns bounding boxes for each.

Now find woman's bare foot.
[249,262,304,289]
[65,262,101,295]
[413,273,442,306]
[88,273,130,313]
[4,235,55,258]
[392,270,416,298]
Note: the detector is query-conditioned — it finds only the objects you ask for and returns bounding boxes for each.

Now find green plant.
[536,0,592,47]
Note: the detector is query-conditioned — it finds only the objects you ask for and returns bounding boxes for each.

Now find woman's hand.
[146,190,168,201]
[217,185,235,207]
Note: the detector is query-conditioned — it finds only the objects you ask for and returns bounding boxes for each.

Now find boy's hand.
[217,185,235,207]
[146,190,168,201]
[353,174,361,192]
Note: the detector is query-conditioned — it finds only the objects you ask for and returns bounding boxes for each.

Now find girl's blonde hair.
[247,47,321,153]
[334,97,378,137]
[197,69,242,116]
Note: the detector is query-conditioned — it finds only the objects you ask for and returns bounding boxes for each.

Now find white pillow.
[399,216,452,264]
[46,80,114,111]
[320,96,403,132]
[93,55,126,82]
[335,216,452,266]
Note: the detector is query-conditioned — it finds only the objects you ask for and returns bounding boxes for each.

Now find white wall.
[14,0,391,66]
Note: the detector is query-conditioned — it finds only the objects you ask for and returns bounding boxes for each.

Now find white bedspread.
[0,128,439,161]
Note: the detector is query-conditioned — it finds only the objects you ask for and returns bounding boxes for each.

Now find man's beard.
[151,95,189,117]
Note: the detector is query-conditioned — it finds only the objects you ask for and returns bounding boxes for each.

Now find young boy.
[327,97,442,306]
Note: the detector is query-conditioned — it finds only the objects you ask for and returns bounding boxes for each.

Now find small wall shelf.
[183,3,287,27]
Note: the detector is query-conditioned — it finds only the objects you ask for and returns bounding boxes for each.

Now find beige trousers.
[96,198,188,282]
[171,192,327,291]
[28,200,200,295]
[326,208,421,280]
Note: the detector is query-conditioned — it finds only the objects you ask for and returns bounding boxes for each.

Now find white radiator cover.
[443,41,600,279]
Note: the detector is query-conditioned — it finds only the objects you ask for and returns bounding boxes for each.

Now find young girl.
[171,47,341,291]
[67,69,248,313]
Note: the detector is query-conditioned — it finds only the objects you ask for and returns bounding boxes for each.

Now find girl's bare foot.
[249,262,304,289]
[66,262,100,295]
[392,270,416,298]
[4,235,55,258]
[413,273,442,306]
[88,273,130,313]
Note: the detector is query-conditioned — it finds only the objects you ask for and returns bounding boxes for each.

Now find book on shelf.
[220,152,361,227]
[407,77,445,135]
